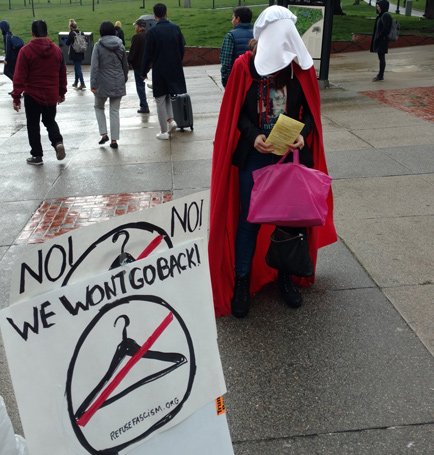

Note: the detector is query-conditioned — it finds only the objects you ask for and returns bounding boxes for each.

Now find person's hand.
[13,100,20,112]
[254,134,274,154]
[91,88,97,93]
[58,96,65,104]
[288,134,305,151]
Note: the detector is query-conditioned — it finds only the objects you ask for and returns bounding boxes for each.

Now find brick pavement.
[16,191,172,244]
[361,86,434,123]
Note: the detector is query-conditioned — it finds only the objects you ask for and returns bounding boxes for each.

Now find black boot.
[278,271,303,308]
[231,274,250,318]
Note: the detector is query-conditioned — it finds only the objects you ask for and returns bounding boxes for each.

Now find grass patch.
[0,0,433,51]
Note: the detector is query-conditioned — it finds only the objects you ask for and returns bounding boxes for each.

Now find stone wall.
[183,36,434,66]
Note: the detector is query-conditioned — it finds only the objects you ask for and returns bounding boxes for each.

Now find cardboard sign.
[9,191,209,305]
[1,240,226,454]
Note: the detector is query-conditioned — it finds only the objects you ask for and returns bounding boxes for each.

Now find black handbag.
[265,227,314,277]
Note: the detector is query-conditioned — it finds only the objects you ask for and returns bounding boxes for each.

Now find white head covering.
[253,5,313,76]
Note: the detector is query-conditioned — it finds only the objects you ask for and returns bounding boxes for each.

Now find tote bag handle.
[278,148,299,165]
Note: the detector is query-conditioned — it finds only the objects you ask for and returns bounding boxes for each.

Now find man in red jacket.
[11,20,67,166]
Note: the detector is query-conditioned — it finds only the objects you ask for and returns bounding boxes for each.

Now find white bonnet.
[253,5,313,76]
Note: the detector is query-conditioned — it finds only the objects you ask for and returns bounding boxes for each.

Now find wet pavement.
[1,44,433,453]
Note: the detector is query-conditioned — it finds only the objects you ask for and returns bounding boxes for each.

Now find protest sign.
[1,240,227,454]
[128,399,233,455]
[9,191,209,305]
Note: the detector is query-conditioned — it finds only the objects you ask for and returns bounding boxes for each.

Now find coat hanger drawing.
[109,230,136,270]
[74,314,187,421]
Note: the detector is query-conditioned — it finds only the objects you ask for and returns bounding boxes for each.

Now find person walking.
[0,20,24,81]
[11,20,67,166]
[66,19,86,89]
[220,7,253,88]
[90,21,128,149]
[370,0,392,81]
[114,21,125,45]
[208,6,337,318]
[142,3,186,140]
[128,17,150,114]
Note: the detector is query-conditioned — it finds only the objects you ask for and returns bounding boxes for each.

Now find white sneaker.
[168,120,177,133]
[156,132,169,140]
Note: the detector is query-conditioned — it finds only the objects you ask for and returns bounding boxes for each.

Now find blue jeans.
[73,60,84,85]
[235,151,280,276]
[134,69,148,110]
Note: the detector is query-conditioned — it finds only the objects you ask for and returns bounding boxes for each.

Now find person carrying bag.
[208,6,337,319]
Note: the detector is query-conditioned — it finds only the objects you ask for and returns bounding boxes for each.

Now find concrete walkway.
[1,44,433,453]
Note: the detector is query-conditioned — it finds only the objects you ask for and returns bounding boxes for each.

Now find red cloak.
[209,51,337,317]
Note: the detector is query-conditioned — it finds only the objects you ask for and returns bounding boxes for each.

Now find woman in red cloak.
[209,6,337,318]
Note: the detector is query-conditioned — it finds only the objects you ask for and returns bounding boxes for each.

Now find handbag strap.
[278,148,299,164]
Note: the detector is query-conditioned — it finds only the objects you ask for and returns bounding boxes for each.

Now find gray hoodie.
[90,35,128,98]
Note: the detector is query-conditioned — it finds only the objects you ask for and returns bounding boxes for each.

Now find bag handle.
[277,148,299,164]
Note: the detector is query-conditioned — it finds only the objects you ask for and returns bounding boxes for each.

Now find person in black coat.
[114,21,125,45]
[128,17,150,114]
[370,0,392,81]
[66,19,86,89]
[142,3,187,140]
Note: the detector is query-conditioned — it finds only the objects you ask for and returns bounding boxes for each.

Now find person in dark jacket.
[1,20,23,81]
[142,3,187,140]
[370,0,392,81]
[128,17,150,114]
[11,20,67,166]
[114,21,125,45]
[0,20,8,50]
[220,7,253,87]
[66,19,86,89]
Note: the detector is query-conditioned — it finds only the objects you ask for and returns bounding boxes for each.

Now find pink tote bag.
[247,149,332,227]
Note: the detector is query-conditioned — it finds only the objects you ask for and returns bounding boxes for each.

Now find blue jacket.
[229,23,253,59]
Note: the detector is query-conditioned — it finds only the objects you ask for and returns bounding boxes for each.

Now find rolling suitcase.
[171,94,194,131]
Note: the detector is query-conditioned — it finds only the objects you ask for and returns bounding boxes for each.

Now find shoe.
[72,82,78,88]
[98,134,109,144]
[168,119,177,133]
[231,274,250,318]
[278,271,303,308]
[79,84,86,90]
[55,142,66,160]
[372,76,384,82]
[110,141,118,149]
[26,156,43,166]
[156,132,169,140]
[137,107,150,114]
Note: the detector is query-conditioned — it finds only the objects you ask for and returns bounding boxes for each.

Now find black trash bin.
[58,32,93,65]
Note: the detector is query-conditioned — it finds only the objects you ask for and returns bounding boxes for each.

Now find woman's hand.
[288,134,305,151]
[91,88,97,94]
[254,134,274,154]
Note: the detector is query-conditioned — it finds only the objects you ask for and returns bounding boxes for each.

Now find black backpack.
[9,35,24,56]
[388,18,400,41]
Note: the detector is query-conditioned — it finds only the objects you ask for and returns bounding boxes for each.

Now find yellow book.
[265,114,305,156]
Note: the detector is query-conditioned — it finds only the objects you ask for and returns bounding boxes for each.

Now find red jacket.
[208,52,337,317]
[12,38,67,105]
